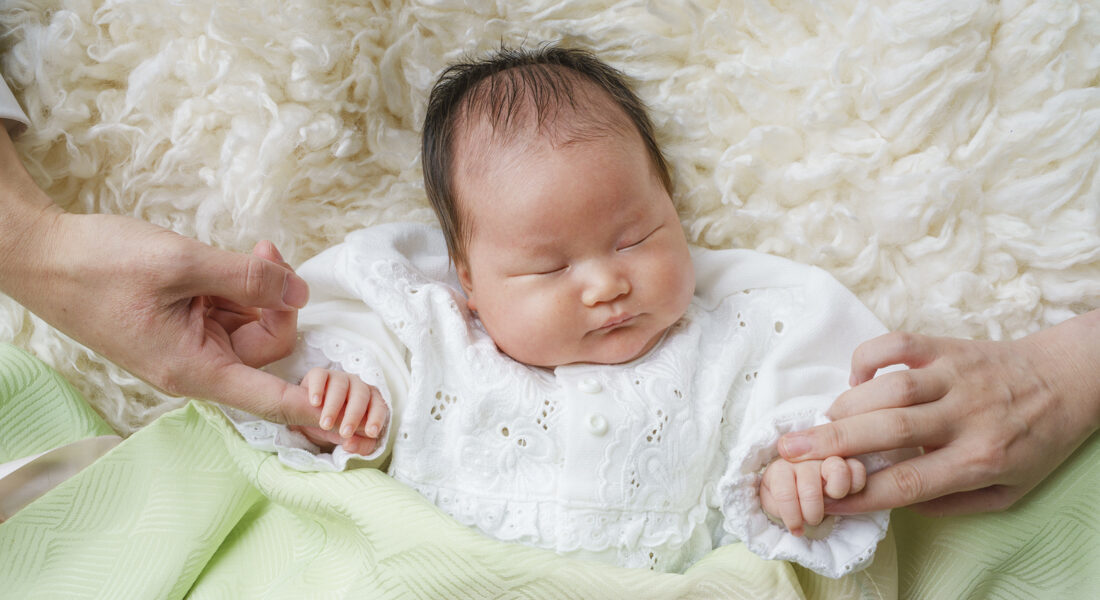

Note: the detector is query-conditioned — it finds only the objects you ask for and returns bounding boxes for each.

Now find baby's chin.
[586,328,667,365]
[508,327,666,369]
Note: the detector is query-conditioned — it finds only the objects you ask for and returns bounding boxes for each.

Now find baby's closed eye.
[617,225,661,251]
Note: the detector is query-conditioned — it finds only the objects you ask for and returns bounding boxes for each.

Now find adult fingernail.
[781,434,810,458]
[269,242,285,262]
[283,274,309,308]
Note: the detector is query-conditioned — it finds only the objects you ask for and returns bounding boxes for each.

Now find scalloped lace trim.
[718,409,891,578]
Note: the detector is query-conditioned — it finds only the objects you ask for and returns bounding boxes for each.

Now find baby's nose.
[581,262,631,306]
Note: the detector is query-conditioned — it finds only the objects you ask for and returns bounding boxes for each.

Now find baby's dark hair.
[421,44,673,266]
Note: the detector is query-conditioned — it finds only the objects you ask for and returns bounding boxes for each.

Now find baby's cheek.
[492,295,576,366]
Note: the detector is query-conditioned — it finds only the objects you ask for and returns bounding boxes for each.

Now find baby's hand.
[298,368,389,454]
[760,456,867,537]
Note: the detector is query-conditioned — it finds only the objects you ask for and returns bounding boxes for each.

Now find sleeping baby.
[223,45,892,577]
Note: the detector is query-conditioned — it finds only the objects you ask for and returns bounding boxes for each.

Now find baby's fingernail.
[367,425,380,438]
[781,434,810,458]
[849,373,857,387]
[320,417,333,430]
[340,425,353,438]
[791,527,804,537]
[310,394,321,407]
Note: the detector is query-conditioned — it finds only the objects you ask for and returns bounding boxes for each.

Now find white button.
[587,414,609,436]
[579,378,603,394]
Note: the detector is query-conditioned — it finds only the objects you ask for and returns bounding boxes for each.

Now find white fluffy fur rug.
[1,0,1098,435]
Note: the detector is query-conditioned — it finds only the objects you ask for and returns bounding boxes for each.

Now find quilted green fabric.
[1,343,1097,598]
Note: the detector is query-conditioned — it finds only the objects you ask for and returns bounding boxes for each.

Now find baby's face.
[455,131,695,368]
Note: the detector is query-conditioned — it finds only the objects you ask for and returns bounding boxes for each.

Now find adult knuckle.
[123,241,175,290]
[972,444,1009,476]
[889,331,918,357]
[889,463,926,502]
[243,256,270,303]
[890,372,921,405]
[887,412,917,446]
[817,424,848,455]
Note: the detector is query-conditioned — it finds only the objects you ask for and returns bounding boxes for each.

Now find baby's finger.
[765,466,805,536]
[797,462,825,526]
[304,368,328,408]
[847,458,867,494]
[822,456,852,499]
[320,374,350,431]
[339,382,372,438]
[363,387,389,438]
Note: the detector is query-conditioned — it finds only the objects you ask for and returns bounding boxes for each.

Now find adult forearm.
[0,126,63,299]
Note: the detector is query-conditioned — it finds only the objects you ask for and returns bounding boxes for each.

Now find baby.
[225,45,891,577]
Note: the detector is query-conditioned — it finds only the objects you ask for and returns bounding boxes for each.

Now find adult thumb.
[187,241,309,310]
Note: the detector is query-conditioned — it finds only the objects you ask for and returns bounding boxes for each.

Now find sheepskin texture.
[1,0,1098,436]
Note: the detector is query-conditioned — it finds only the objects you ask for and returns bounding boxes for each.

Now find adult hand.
[777,314,1100,516]
[0,125,342,428]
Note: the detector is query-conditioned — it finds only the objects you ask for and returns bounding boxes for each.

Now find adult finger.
[344,436,377,456]
[205,298,259,333]
[230,242,301,366]
[184,241,309,310]
[779,404,949,462]
[849,332,940,386]
[823,449,979,514]
[292,424,346,448]
[210,362,320,427]
[827,367,949,421]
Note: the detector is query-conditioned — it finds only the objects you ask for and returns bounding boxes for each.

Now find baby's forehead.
[451,92,638,183]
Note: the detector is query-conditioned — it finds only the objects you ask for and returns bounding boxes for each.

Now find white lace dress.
[223,222,892,578]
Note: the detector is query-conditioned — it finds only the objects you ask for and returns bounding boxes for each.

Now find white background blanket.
[1,0,1097,435]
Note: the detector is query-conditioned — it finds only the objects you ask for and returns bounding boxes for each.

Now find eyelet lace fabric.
[225,223,893,576]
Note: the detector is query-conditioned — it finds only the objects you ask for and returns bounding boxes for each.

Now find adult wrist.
[1024,309,1100,434]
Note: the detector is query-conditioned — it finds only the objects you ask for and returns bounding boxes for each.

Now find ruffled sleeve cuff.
[717,406,891,578]
[220,331,395,472]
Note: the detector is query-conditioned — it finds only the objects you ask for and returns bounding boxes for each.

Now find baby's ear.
[456,261,478,311]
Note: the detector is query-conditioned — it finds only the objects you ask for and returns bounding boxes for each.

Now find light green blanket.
[1,344,1096,598]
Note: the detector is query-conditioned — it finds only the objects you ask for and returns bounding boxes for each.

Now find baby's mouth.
[596,314,636,331]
